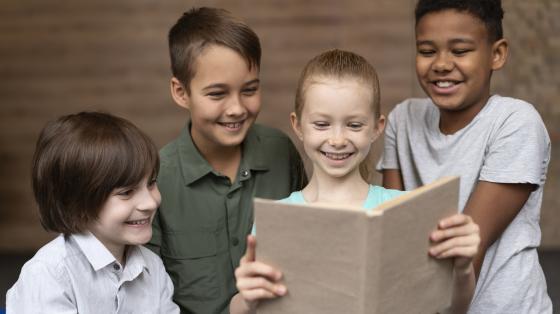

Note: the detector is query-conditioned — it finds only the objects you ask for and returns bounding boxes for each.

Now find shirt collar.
[71,232,118,272]
[72,232,150,277]
[178,122,269,185]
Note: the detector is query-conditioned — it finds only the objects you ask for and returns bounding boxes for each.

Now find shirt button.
[232,237,239,246]
[227,193,233,199]
[241,170,249,177]
[113,264,120,271]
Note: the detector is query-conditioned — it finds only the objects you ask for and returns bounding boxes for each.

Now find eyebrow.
[416,38,476,46]
[202,79,260,91]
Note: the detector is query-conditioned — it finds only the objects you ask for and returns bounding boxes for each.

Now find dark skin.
[383,169,533,278]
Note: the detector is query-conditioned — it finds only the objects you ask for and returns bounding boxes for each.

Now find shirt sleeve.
[159,262,180,314]
[377,107,400,171]
[480,106,550,186]
[7,260,77,314]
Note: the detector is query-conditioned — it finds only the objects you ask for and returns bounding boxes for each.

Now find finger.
[431,245,479,260]
[429,235,479,258]
[430,221,479,242]
[240,287,286,302]
[438,214,471,229]
[237,276,287,297]
[235,261,283,281]
[241,235,257,264]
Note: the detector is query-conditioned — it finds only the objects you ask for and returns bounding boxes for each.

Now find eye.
[242,86,259,96]
[312,121,329,129]
[452,49,471,56]
[206,90,227,99]
[417,49,435,56]
[347,122,364,130]
[148,178,158,188]
[116,188,135,199]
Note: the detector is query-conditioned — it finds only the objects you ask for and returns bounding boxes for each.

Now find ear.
[491,39,509,71]
[290,112,303,141]
[170,77,191,110]
[373,114,386,142]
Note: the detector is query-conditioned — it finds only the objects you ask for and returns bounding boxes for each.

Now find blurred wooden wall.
[0,0,558,251]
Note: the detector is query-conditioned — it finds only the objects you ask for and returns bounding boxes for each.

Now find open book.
[253,176,459,314]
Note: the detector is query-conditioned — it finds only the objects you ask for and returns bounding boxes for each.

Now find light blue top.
[281,185,404,211]
[252,185,404,234]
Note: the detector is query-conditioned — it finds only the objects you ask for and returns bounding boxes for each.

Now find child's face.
[173,45,260,152]
[292,77,381,180]
[88,176,161,259]
[415,9,504,116]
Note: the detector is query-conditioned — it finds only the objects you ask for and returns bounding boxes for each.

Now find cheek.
[246,95,261,115]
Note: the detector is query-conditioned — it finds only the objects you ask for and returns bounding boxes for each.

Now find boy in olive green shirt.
[146,7,306,314]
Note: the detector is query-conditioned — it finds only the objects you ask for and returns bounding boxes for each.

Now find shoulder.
[159,135,182,165]
[484,96,549,140]
[387,98,435,131]
[389,98,434,117]
[16,235,72,283]
[251,124,293,144]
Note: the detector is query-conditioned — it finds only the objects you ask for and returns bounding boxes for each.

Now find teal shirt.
[146,123,306,314]
[281,185,405,210]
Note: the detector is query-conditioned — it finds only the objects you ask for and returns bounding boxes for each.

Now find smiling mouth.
[125,218,150,226]
[322,152,354,160]
[218,121,244,130]
[432,80,461,88]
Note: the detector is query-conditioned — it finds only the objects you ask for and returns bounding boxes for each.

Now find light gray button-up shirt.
[7,232,179,314]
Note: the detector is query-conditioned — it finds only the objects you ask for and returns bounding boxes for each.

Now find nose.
[137,185,161,212]
[328,127,348,148]
[225,95,247,117]
[433,52,453,73]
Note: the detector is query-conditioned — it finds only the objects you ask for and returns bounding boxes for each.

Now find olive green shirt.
[147,123,306,314]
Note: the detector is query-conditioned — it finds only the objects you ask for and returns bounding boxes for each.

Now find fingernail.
[277,285,287,295]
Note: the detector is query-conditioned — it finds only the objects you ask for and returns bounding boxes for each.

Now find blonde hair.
[294,49,381,182]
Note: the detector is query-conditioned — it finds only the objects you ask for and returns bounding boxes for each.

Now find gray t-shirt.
[378,95,552,313]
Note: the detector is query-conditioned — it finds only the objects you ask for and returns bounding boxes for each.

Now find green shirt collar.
[177,122,269,185]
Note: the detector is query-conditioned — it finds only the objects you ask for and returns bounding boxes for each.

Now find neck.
[191,130,242,182]
[303,168,369,207]
[438,94,491,135]
[107,243,127,266]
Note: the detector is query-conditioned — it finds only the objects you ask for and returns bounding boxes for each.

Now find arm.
[462,181,533,278]
[382,169,404,190]
[429,214,480,314]
[230,236,286,314]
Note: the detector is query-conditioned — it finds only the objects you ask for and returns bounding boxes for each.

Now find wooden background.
[0,0,558,251]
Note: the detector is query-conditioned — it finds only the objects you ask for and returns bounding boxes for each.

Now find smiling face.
[292,77,381,180]
[171,45,261,155]
[415,9,507,127]
[88,176,161,262]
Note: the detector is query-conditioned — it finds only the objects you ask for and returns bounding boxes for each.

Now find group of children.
[6,0,553,313]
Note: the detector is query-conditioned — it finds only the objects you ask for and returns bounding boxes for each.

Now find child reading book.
[6,112,179,313]
[229,49,480,314]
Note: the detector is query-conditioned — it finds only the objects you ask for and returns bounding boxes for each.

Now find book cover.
[254,176,459,314]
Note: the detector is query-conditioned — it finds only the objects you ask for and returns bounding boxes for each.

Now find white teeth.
[221,122,242,128]
[436,81,454,88]
[126,219,148,225]
[323,152,352,160]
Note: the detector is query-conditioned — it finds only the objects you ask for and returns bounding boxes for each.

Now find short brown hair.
[32,112,159,234]
[295,49,381,121]
[169,7,261,93]
[294,49,381,182]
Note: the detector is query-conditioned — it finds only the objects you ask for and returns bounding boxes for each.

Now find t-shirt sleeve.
[377,107,400,171]
[7,260,77,314]
[480,107,550,186]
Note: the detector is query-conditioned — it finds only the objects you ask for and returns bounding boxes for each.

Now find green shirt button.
[232,237,239,246]
[227,193,233,199]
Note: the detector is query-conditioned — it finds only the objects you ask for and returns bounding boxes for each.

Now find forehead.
[303,77,374,115]
[416,9,489,44]
[191,45,258,86]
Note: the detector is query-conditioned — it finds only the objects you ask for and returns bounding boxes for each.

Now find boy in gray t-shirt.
[378,1,553,313]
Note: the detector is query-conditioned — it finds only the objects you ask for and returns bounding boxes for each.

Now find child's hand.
[234,235,287,311]
[428,214,480,273]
